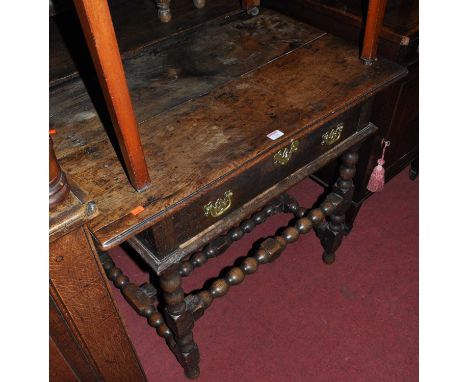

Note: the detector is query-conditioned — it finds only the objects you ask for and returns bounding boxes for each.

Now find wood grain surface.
[130,123,378,274]
[50,338,81,382]
[50,11,405,250]
[50,295,99,381]
[50,0,242,85]
[49,227,146,381]
[130,105,362,259]
[50,10,324,125]
[49,176,99,242]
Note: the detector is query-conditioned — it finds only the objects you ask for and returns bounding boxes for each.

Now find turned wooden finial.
[49,135,70,209]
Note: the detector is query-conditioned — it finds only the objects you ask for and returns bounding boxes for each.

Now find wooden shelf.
[50,9,405,250]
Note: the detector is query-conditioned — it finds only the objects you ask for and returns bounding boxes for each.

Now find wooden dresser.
[50,0,406,379]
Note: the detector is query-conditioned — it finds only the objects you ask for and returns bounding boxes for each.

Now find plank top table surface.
[50,9,406,250]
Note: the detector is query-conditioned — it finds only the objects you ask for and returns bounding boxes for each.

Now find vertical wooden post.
[50,227,147,381]
[361,0,388,64]
[73,0,151,191]
[241,0,261,11]
[49,135,70,209]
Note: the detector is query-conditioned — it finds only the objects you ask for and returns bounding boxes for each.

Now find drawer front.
[169,105,363,247]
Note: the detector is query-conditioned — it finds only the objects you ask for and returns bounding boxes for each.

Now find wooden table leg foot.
[160,265,201,378]
[409,158,419,180]
[318,146,359,263]
[319,213,345,265]
[183,359,200,379]
[322,252,336,264]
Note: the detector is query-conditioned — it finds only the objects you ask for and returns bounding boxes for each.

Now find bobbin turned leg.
[319,146,359,264]
[160,265,200,379]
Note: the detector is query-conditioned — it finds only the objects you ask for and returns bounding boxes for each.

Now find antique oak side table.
[50,2,406,379]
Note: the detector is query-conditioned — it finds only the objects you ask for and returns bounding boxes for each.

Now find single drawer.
[152,104,363,252]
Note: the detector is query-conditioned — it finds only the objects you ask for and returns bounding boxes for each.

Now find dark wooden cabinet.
[264,0,419,230]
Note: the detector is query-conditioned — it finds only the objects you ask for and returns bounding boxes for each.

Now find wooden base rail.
[98,193,305,343]
[99,251,176,344]
[100,145,358,378]
[97,193,302,332]
[178,193,303,279]
[187,191,345,318]
[99,183,347,326]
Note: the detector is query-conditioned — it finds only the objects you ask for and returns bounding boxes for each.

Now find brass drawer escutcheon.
[273,140,299,165]
[321,123,344,146]
[203,191,233,217]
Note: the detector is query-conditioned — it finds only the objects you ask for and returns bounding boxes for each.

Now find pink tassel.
[367,140,390,193]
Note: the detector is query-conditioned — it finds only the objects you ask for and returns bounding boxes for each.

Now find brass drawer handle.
[273,140,299,165]
[321,123,344,146]
[203,191,233,217]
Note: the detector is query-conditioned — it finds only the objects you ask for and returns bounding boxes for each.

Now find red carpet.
[110,168,418,382]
